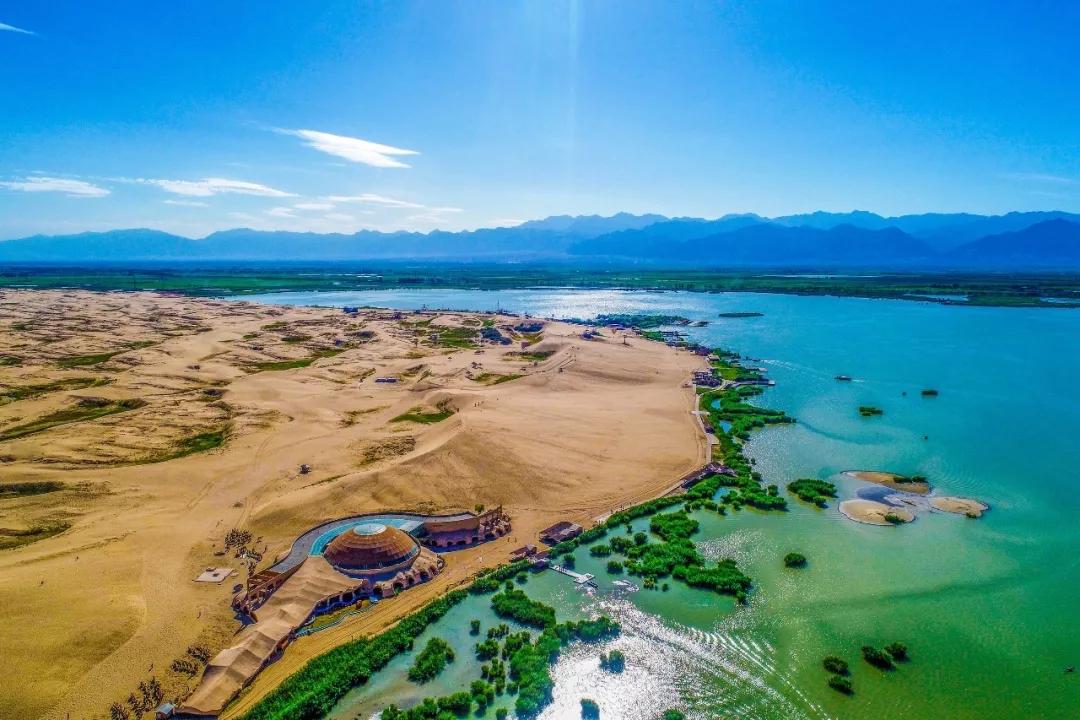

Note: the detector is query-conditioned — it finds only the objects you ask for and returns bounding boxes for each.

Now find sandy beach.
[930,497,989,517]
[843,470,931,495]
[837,499,916,525]
[0,290,704,720]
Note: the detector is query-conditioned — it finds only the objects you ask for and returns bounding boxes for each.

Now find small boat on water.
[835,375,853,381]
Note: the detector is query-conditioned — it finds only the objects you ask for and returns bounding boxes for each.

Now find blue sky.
[1,1,1078,240]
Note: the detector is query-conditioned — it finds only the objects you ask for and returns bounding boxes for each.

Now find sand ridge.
[0,290,704,720]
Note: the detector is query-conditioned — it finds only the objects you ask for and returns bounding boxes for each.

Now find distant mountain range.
[2,210,1080,269]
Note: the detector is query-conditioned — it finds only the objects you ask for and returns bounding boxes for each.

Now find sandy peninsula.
[838,499,916,526]
[844,470,931,495]
[930,497,989,517]
[0,289,705,720]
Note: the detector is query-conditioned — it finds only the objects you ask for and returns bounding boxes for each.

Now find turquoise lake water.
[236,289,1080,719]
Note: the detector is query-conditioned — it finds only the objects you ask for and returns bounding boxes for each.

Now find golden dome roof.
[323,523,419,571]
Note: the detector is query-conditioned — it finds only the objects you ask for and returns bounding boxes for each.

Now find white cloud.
[294,202,334,211]
[324,213,355,222]
[0,22,34,35]
[324,193,424,208]
[265,207,296,218]
[1001,172,1076,185]
[164,199,208,207]
[138,177,295,197]
[490,218,525,227]
[0,176,109,197]
[282,129,419,168]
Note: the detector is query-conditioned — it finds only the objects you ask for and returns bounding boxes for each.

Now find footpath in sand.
[0,290,704,720]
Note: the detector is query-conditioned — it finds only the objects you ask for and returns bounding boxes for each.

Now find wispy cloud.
[325,213,354,222]
[265,207,296,218]
[294,202,335,211]
[1001,172,1076,185]
[490,218,525,227]
[164,199,208,207]
[0,22,34,35]
[0,176,109,197]
[282,129,419,168]
[136,177,295,197]
[325,193,424,208]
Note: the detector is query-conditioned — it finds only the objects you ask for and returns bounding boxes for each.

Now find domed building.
[324,522,443,597]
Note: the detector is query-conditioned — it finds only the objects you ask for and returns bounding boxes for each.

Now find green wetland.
[234,288,1079,719]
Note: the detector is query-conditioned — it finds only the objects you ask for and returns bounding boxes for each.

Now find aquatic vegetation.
[407,637,455,683]
[475,638,500,660]
[663,711,686,720]
[787,478,838,507]
[884,642,908,660]
[921,389,939,396]
[783,552,807,568]
[599,650,625,673]
[859,406,884,417]
[0,397,146,442]
[861,645,895,670]
[589,544,612,557]
[823,656,849,675]
[469,619,481,635]
[491,586,557,630]
[620,511,753,600]
[606,560,624,574]
[828,674,854,694]
[580,698,600,718]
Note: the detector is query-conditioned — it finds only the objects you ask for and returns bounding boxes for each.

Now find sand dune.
[0,290,703,720]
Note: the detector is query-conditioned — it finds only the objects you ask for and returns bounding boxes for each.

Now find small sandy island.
[930,497,989,517]
[838,499,916,526]
[844,470,931,495]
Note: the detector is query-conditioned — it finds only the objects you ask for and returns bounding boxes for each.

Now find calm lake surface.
[236,289,1080,719]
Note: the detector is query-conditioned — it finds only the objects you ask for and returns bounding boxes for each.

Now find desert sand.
[837,499,916,525]
[930,496,989,517]
[0,289,704,720]
[843,470,931,495]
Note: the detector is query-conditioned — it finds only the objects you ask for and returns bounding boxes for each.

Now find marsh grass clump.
[580,699,600,718]
[407,637,455,683]
[0,521,71,550]
[828,674,854,694]
[783,552,807,568]
[884,642,908,661]
[823,655,849,675]
[0,376,109,404]
[599,650,625,673]
[0,481,64,499]
[0,397,146,442]
[861,645,895,670]
[787,478,838,507]
[391,401,455,424]
[858,406,884,417]
[248,358,315,372]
